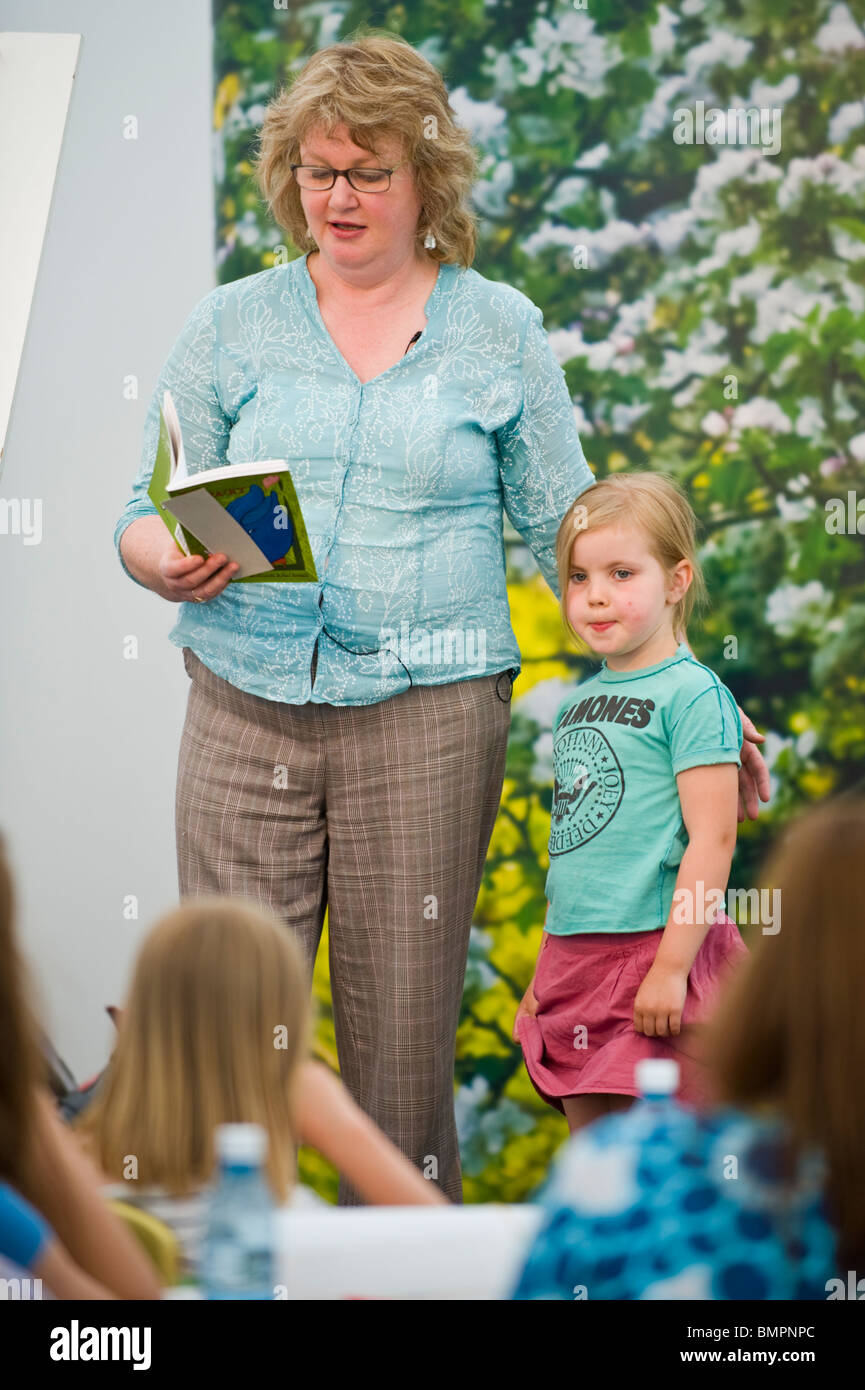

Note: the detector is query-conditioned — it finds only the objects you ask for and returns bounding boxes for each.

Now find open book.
[147,390,318,583]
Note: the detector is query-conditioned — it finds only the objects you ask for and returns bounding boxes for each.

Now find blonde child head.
[555,472,709,657]
[75,897,311,1202]
[704,794,865,1272]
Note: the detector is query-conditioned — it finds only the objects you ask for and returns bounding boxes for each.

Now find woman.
[510,795,865,1300]
[114,33,768,1204]
[0,830,161,1298]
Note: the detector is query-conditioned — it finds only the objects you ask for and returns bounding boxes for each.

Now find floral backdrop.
[211,0,865,1201]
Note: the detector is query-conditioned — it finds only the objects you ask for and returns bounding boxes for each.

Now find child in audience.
[0,831,161,1298]
[74,896,446,1281]
[514,473,748,1131]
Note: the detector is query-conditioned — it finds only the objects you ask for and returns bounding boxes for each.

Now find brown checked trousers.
[175,645,513,1204]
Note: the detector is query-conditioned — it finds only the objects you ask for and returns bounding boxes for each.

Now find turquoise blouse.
[115,251,594,705]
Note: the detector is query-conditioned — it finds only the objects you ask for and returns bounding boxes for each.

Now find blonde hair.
[253,28,481,267]
[75,898,311,1202]
[555,472,708,654]
[704,795,865,1271]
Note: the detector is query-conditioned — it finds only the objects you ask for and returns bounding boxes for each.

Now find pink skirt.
[517,912,748,1113]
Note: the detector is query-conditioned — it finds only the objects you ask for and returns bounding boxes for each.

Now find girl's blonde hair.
[555,472,708,654]
[254,29,481,267]
[75,898,311,1203]
[704,795,865,1271]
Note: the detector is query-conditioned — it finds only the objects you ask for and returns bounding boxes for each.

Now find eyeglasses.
[290,162,409,193]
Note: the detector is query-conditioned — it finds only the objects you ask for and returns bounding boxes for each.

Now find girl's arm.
[633,763,739,1037]
[33,1238,119,1300]
[21,1089,163,1299]
[292,1061,449,1206]
[512,905,548,1041]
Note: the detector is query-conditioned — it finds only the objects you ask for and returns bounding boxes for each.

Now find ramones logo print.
[549,726,624,855]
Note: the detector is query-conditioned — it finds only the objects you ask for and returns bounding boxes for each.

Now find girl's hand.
[633,963,688,1038]
[736,706,770,823]
[512,976,539,1042]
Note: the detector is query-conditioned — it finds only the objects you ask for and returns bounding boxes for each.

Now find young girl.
[0,830,161,1298]
[74,895,446,1282]
[514,472,749,1134]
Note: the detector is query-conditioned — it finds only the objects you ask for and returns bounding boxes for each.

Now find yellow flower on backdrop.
[489,920,543,984]
[213,73,240,130]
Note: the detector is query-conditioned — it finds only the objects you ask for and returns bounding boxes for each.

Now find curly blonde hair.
[253,28,481,267]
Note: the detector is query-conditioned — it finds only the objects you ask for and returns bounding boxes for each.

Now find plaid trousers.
[175,646,513,1204]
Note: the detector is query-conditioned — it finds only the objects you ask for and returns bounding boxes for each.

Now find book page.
[162,390,188,483]
[164,488,273,578]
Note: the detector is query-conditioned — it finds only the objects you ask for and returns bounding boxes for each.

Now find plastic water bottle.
[617,1059,682,1159]
[633,1057,680,1114]
[201,1124,277,1300]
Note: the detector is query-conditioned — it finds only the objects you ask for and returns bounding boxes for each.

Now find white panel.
[0,31,81,470]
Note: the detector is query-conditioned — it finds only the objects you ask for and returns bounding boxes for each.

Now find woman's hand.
[118,516,239,600]
[157,549,239,603]
[512,975,539,1042]
[736,706,771,823]
[633,963,688,1038]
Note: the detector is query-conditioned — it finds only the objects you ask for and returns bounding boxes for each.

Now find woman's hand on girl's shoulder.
[736,705,770,822]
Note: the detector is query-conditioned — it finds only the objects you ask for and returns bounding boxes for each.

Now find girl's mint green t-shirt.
[544,642,742,935]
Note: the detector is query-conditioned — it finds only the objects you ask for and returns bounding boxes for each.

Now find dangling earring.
[424,230,437,249]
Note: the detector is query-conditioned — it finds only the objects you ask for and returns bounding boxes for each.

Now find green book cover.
[147,391,318,584]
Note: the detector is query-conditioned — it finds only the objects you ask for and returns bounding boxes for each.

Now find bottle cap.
[634,1058,679,1097]
[214,1123,267,1164]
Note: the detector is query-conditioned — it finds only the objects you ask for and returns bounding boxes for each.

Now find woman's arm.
[118,515,177,593]
[293,1060,449,1206]
[634,763,739,1038]
[494,306,596,598]
[22,1089,162,1299]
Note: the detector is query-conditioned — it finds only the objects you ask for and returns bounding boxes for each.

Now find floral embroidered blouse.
[115,251,594,704]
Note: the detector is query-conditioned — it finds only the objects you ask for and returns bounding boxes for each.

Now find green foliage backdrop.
[212,0,865,1201]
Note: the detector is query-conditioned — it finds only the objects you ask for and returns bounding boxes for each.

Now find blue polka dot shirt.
[510,1101,838,1300]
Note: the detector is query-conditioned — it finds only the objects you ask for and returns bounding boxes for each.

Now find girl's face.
[566,521,690,662]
